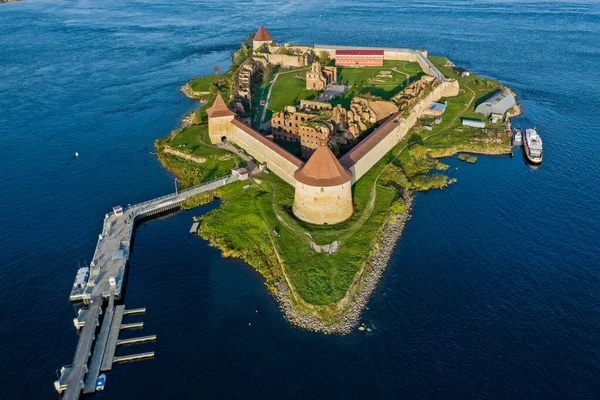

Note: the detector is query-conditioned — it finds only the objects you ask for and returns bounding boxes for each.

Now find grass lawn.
[189,74,228,92]
[169,125,227,158]
[156,124,240,187]
[199,170,397,307]
[336,62,423,101]
[268,70,318,112]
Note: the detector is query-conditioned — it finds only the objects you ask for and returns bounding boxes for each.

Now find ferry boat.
[96,374,106,391]
[524,128,543,164]
[513,129,522,146]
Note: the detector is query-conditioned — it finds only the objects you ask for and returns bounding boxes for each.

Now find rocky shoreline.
[179,82,209,101]
[274,197,414,335]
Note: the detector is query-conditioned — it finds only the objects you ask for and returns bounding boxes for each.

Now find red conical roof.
[255,25,273,42]
[206,93,234,118]
[294,135,352,187]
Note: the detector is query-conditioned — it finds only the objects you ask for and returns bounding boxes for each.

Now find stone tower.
[293,134,353,225]
[207,93,235,144]
[253,26,273,51]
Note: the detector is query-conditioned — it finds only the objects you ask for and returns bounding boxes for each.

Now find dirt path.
[259,68,309,127]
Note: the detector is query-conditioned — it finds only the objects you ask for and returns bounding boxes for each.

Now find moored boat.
[96,373,106,391]
[524,128,543,164]
[513,129,522,146]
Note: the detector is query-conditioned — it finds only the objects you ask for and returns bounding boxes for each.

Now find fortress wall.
[230,120,303,186]
[341,80,460,184]
[266,54,307,68]
[314,45,442,81]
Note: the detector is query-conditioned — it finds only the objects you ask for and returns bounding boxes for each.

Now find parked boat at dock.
[96,374,106,391]
[524,128,543,164]
[513,129,522,146]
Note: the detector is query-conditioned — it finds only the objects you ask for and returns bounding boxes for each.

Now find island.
[157,26,520,334]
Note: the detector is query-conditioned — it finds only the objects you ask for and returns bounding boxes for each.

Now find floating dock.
[117,335,157,346]
[113,352,155,364]
[55,173,239,399]
[121,322,144,330]
[124,307,146,316]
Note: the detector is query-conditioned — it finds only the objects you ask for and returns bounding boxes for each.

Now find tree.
[247,32,255,49]
[213,65,221,75]
[319,50,330,64]
[279,47,289,55]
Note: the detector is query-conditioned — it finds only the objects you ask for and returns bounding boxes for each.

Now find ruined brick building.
[305,61,337,90]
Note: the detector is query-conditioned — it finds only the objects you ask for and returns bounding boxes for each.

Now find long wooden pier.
[55,173,239,398]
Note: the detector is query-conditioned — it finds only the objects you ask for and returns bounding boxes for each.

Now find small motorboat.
[513,129,522,146]
[96,373,106,391]
[75,151,79,157]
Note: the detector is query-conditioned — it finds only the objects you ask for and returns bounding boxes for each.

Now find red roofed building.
[335,49,384,67]
[253,26,274,50]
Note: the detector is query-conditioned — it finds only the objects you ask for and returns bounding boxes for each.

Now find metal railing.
[126,174,233,211]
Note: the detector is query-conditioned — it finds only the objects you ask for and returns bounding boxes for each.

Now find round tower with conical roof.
[253,26,273,51]
[293,135,353,225]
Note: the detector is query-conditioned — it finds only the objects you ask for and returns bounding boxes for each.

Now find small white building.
[462,118,486,128]
[454,67,470,77]
[231,168,249,181]
[489,113,503,123]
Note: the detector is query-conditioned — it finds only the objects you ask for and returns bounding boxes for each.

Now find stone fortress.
[208,26,459,225]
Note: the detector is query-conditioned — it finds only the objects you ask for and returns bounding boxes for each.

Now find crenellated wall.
[340,79,460,183]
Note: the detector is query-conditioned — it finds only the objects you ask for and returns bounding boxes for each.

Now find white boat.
[96,373,106,391]
[513,129,522,146]
[524,128,543,164]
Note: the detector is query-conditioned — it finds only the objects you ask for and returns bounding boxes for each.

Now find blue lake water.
[1,0,600,398]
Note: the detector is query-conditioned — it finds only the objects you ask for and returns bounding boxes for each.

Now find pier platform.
[55,173,238,398]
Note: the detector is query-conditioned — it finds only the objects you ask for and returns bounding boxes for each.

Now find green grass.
[189,74,228,92]
[337,63,422,101]
[268,70,318,112]
[155,124,240,187]
[169,125,228,158]
[198,181,282,288]
[198,170,397,306]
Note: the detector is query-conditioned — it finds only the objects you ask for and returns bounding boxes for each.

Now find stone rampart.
[229,120,303,186]
[340,79,459,183]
